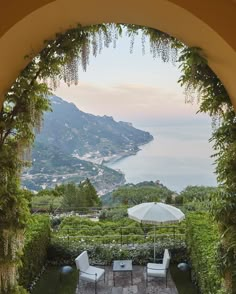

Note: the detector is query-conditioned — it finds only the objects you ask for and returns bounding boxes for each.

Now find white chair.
[75,251,105,293]
[146,248,171,287]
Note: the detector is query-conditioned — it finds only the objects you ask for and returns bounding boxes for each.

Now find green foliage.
[48,239,186,266]
[37,186,64,198]
[178,46,235,190]
[52,214,185,251]
[211,112,236,191]
[0,189,31,294]
[112,182,174,205]
[1,22,236,293]
[11,285,29,294]
[180,185,216,203]
[31,185,64,212]
[0,189,31,229]
[61,179,101,209]
[31,194,63,212]
[99,207,128,221]
[19,215,50,290]
[31,180,101,211]
[210,189,236,285]
[174,195,184,205]
[31,265,77,294]
[178,45,236,291]
[186,212,223,293]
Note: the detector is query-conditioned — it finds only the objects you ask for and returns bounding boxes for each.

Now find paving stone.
[123,285,138,294]
[76,266,178,294]
[112,287,123,294]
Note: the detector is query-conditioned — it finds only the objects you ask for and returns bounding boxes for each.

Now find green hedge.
[53,216,185,245]
[186,212,223,293]
[48,235,186,266]
[19,215,51,290]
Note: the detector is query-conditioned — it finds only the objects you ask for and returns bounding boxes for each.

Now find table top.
[113,260,133,272]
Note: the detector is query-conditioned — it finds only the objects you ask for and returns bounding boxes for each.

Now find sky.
[54,30,216,189]
[54,32,206,127]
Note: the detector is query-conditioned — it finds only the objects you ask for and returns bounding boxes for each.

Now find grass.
[170,265,198,294]
[32,266,77,294]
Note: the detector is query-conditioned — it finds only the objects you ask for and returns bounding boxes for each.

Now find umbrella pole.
[154,226,156,262]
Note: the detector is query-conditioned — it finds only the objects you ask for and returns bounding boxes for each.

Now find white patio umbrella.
[128,202,185,261]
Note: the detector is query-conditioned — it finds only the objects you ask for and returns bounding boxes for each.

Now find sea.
[105,125,217,193]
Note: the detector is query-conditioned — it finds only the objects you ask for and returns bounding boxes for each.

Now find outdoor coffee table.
[112,260,133,286]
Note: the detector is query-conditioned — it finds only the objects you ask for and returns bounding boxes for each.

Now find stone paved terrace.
[76,265,178,294]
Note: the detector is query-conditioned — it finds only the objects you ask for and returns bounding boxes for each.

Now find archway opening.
[1,0,236,109]
[0,22,236,294]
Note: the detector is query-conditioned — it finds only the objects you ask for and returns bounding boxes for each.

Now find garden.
[1,22,236,294]
[16,206,224,294]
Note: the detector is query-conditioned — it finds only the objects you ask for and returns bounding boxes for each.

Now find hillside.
[36,96,153,163]
[22,96,153,193]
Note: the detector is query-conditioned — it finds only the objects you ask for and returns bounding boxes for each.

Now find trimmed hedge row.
[186,212,223,294]
[19,215,50,290]
[48,237,186,266]
[53,215,185,245]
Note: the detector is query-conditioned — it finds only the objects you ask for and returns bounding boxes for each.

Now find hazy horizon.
[54,30,217,190]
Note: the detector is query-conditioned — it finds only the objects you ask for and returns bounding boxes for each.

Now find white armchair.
[146,248,171,287]
[75,251,105,293]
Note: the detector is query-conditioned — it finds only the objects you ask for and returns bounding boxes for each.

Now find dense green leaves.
[52,212,185,250]
[31,180,101,211]
[50,214,185,265]
[178,45,236,292]
[180,185,216,203]
[112,182,174,205]
[61,179,101,209]
[19,215,50,290]
[185,212,223,293]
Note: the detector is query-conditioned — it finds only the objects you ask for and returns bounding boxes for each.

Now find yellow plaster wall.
[0,0,236,109]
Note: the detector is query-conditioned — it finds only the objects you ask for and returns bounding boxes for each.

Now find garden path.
[76,265,178,294]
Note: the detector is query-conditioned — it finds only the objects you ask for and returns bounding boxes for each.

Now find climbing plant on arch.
[0,23,235,293]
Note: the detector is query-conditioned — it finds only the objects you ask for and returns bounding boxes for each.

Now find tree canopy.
[112,182,174,205]
[180,185,217,203]
[61,179,101,209]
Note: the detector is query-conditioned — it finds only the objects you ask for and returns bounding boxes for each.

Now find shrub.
[19,215,51,290]
[186,212,223,293]
[99,207,128,222]
[53,215,185,247]
[48,235,186,266]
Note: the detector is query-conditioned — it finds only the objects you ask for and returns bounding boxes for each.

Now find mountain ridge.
[36,95,153,162]
[22,95,153,193]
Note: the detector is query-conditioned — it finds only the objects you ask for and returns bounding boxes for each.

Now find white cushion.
[163,249,170,269]
[147,249,170,279]
[147,263,166,278]
[80,265,105,282]
[75,251,105,283]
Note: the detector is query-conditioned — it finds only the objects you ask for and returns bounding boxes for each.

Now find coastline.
[103,137,154,166]
[72,136,154,166]
[103,137,154,165]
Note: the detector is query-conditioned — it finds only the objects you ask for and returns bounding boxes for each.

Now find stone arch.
[1,0,236,109]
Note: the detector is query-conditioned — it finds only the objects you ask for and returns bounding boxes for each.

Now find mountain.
[36,95,153,163]
[22,95,153,193]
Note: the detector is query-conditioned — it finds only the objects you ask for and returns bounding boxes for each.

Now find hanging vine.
[178,46,236,293]
[0,23,236,293]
